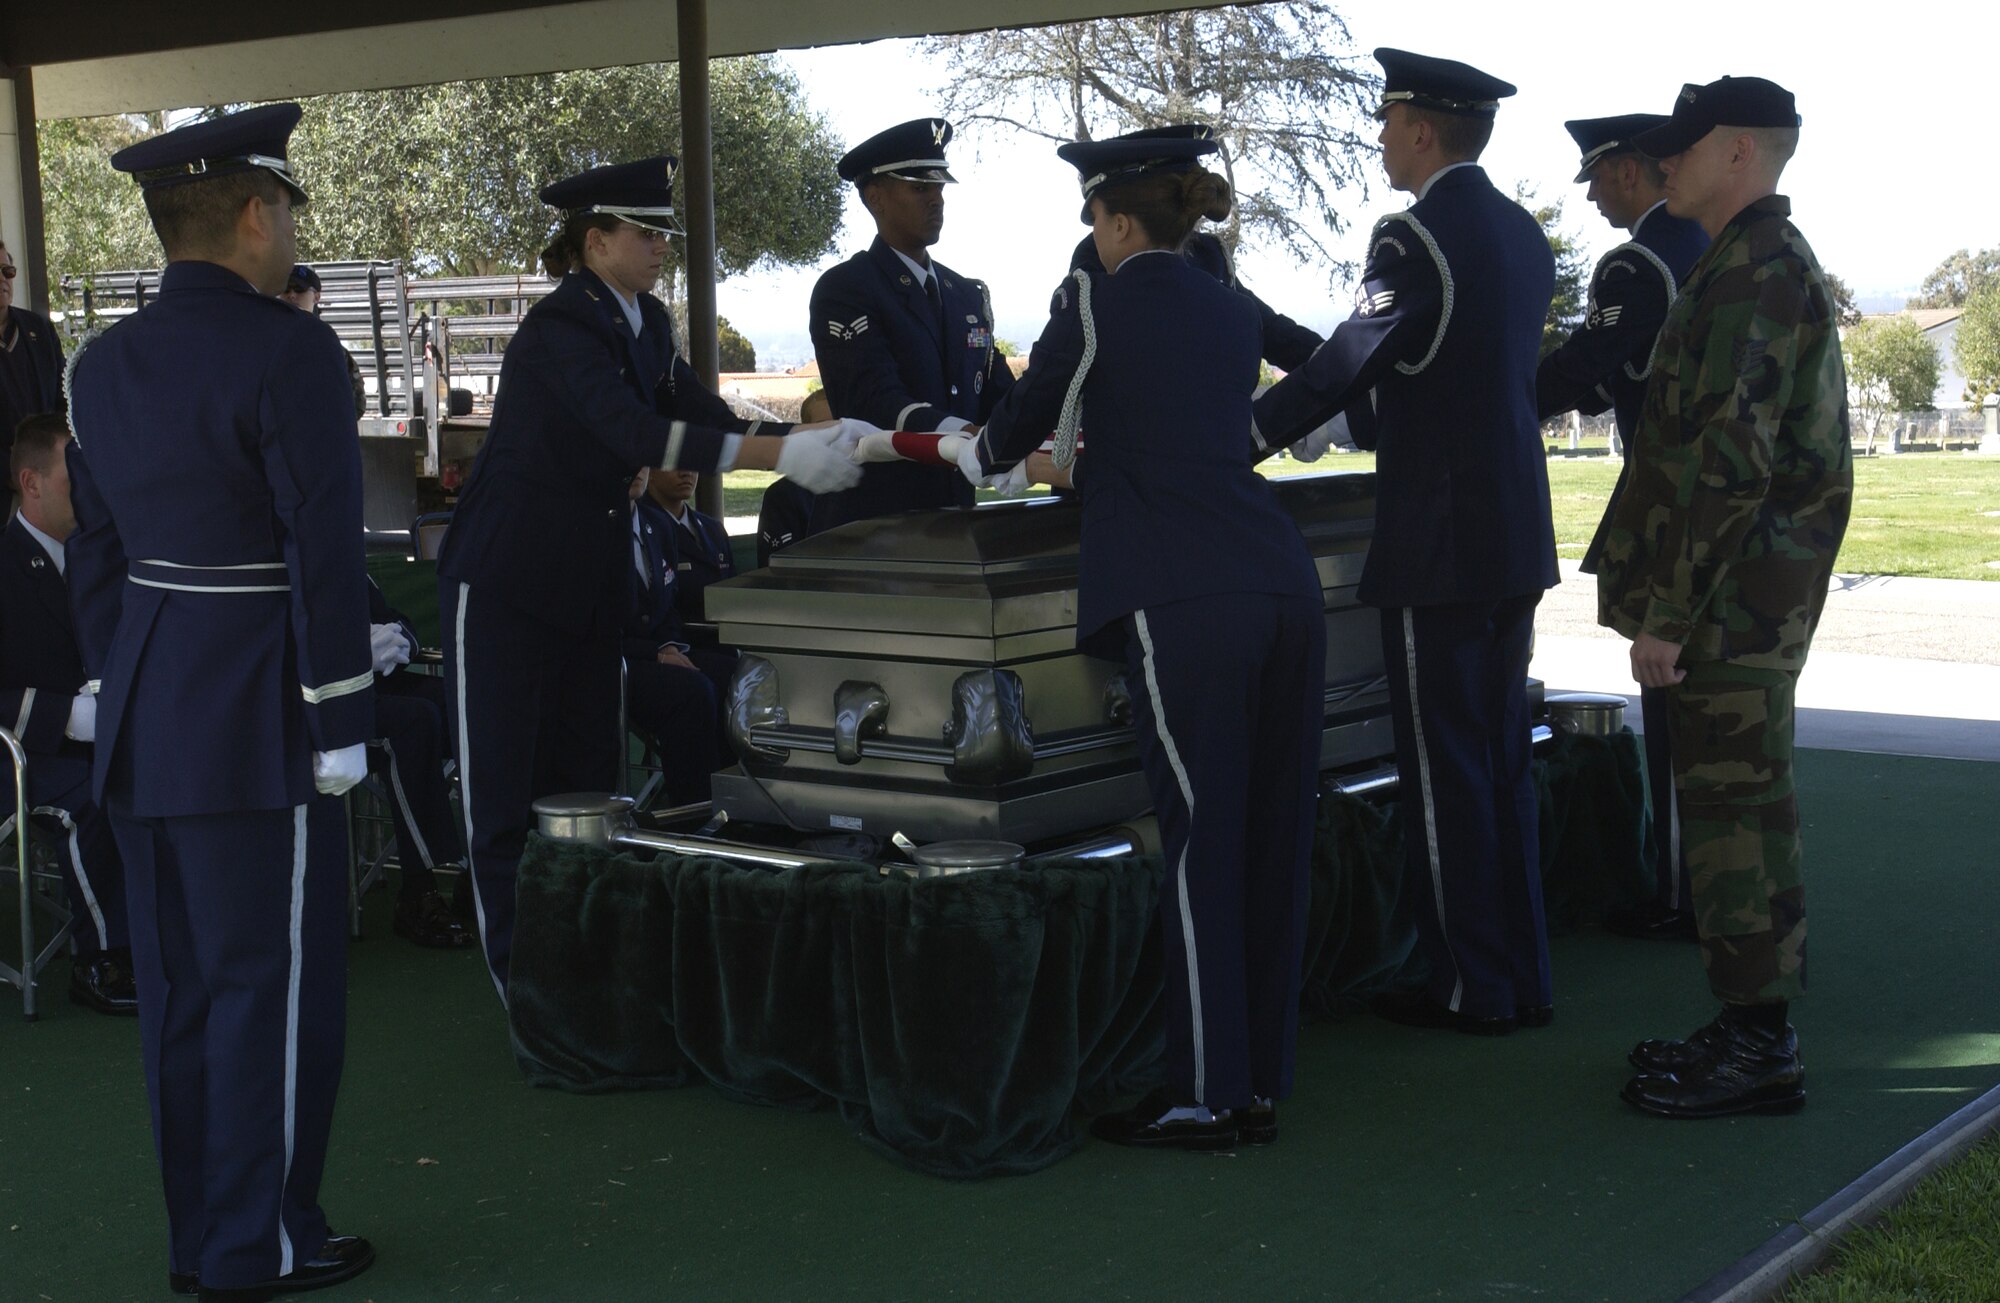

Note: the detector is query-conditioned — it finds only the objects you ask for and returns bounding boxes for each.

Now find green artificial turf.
[3,748,1996,1302]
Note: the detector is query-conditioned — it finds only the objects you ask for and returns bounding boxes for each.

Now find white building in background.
[1858,307,1969,408]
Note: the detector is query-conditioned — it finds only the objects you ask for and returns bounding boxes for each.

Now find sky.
[708,0,1997,371]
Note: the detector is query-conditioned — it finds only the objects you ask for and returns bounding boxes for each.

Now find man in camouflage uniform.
[1594,76,1852,1119]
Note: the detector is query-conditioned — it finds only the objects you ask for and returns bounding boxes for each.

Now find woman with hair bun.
[960,130,1325,1151]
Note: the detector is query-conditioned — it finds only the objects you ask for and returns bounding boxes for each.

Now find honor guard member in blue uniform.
[1537,113,1710,942]
[963,129,1326,1151]
[622,472,722,806]
[0,236,65,461]
[1251,49,1559,1035]
[66,104,379,1301]
[0,413,136,1014]
[438,157,861,1000]
[807,118,1017,532]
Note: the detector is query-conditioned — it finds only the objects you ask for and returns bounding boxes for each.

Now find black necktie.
[924,273,944,331]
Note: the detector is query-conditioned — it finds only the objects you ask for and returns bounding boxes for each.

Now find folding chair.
[0,729,75,1021]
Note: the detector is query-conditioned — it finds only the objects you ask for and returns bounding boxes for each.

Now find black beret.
[1374,48,1516,119]
[109,103,308,203]
[837,119,958,186]
[1634,77,1801,158]
[286,264,320,292]
[1564,113,1671,182]
[539,157,682,236]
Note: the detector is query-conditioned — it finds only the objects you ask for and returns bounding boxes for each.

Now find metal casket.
[705,471,1391,844]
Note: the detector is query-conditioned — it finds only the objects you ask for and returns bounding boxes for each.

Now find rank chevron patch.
[826,315,870,341]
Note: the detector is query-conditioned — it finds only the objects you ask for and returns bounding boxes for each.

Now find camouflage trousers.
[1666,660,1806,1004]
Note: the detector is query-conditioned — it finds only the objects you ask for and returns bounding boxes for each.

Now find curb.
[1679,1080,2000,1302]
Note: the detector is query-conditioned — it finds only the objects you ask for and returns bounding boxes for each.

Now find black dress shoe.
[1369,989,1516,1036]
[197,1235,375,1302]
[393,891,474,949]
[1516,1003,1555,1029]
[169,1270,198,1295]
[1629,1012,1731,1074]
[1239,1100,1278,1146]
[1602,903,1699,941]
[1090,1089,1237,1152]
[69,954,140,1016]
[1621,1010,1804,1119]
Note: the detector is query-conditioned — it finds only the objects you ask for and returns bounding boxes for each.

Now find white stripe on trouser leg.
[1134,610,1207,1105]
[279,803,306,1276]
[37,806,110,949]
[1400,609,1464,1012]
[454,584,506,1004]
[379,743,435,870]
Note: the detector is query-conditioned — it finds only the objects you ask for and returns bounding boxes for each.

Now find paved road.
[1534,563,2000,762]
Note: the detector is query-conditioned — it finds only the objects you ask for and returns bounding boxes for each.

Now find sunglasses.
[0,265,15,280]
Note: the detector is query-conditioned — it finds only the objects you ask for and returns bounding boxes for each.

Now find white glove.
[1292,411,1350,464]
[65,693,97,744]
[776,426,865,494]
[370,623,413,676]
[851,431,906,464]
[313,743,370,797]
[988,462,1035,498]
[950,434,987,488]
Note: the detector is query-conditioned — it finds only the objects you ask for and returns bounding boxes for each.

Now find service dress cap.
[1055,126,1219,223]
[539,156,684,236]
[1564,113,1671,182]
[1373,48,1516,120]
[1634,76,1800,158]
[109,102,309,204]
[837,118,958,186]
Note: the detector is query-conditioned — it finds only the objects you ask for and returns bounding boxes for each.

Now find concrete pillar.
[1981,403,2000,455]
[0,73,37,312]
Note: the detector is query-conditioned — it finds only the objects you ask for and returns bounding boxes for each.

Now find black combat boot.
[1621,1003,1804,1119]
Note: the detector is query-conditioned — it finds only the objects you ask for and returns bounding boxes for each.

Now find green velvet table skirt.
[509,730,1654,1178]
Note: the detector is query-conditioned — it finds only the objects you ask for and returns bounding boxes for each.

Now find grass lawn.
[1774,1132,2000,1302]
[725,451,2000,581]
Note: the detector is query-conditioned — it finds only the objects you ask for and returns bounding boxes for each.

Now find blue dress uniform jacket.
[978,250,1325,1111]
[1070,232,1323,374]
[67,261,376,812]
[0,516,128,957]
[808,237,1016,529]
[63,258,372,1291]
[655,500,734,623]
[1536,202,1710,570]
[0,306,65,448]
[440,267,783,633]
[979,253,1323,651]
[1253,165,1560,607]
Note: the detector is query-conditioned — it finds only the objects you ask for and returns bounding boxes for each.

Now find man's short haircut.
[11,411,71,485]
[142,169,289,260]
[1408,106,1494,162]
[1746,125,1800,171]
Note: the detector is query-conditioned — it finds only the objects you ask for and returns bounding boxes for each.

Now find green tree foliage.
[1516,186,1590,359]
[716,315,757,372]
[37,114,166,313]
[36,58,844,307]
[1844,315,1940,442]
[924,3,1379,277]
[1908,247,2000,310]
[1952,284,2000,410]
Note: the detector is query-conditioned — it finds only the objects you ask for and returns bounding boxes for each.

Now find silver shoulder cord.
[60,325,108,446]
[1052,270,1096,471]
